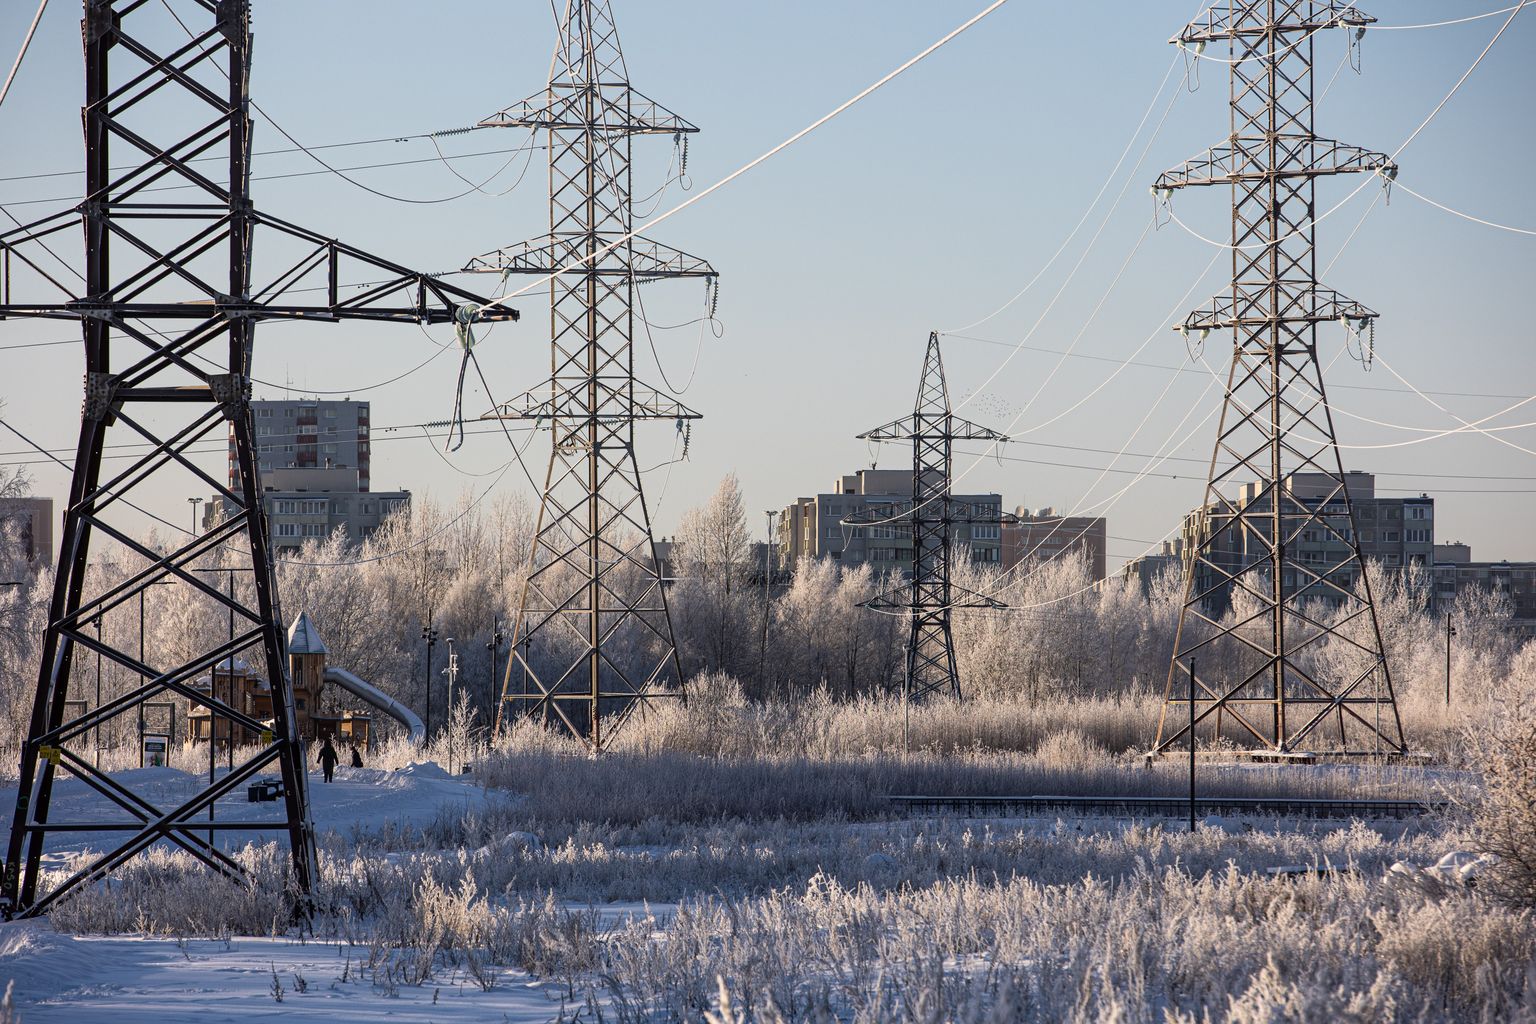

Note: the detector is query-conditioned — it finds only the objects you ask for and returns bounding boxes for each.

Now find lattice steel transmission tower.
[0,0,513,918]
[846,333,1018,702]
[1149,1,1405,756]
[468,0,715,750]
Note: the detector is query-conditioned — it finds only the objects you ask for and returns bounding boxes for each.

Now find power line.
[0,143,544,210]
[0,0,47,111]
[943,332,1529,401]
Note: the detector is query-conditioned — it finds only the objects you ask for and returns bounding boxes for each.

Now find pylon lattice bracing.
[845,333,1017,702]
[471,0,715,751]
[0,0,512,917]
[1151,1,1406,756]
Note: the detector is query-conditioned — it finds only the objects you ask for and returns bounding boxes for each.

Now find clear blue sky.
[2,1,1533,570]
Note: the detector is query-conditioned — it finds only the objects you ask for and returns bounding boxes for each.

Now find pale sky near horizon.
[1,1,1533,572]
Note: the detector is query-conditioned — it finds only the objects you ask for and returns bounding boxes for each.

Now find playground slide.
[324,667,426,746]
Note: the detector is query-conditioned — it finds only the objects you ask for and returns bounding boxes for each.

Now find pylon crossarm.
[1177,3,1373,45]
[479,85,698,135]
[1157,139,1393,191]
[464,234,714,279]
[1179,288,1379,334]
[483,381,700,422]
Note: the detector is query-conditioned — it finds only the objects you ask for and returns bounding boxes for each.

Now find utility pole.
[1445,611,1456,707]
[472,0,716,752]
[421,623,440,743]
[1189,657,1197,833]
[486,618,505,725]
[444,638,459,774]
[1149,1,1405,757]
[188,497,203,537]
[0,1,514,919]
[844,333,1018,705]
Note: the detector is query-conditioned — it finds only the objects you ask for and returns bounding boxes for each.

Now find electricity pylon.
[845,333,1018,702]
[1150,1,1405,756]
[469,0,715,751]
[0,0,513,918]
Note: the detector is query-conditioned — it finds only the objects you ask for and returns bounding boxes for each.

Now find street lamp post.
[443,638,458,773]
[486,617,505,723]
[421,622,439,741]
[1445,611,1457,708]
[187,496,203,536]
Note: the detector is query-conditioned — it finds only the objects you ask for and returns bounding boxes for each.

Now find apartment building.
[1182,471,1432,615]
[234,398,371,492]
[1431,543,1536,639]
[206,467,408,554]
[1001,506,1107,580]
[0,496,54,568]
[777,469,1003,573]
[1122,538,1185,593]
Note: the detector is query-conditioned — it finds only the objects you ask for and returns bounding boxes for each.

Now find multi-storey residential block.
[1122,538,1185,593]
[234,398,371,492]
[1431,544,1536,639]
[0,496,54,568]
[1001,506,1107,580]
[1182,471,1432,615]
[206,467,408,554]
[776,469,1003,573]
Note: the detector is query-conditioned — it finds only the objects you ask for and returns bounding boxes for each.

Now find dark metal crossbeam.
[0,0,516,919]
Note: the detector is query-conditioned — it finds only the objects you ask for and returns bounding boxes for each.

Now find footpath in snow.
[0,761,546,1023]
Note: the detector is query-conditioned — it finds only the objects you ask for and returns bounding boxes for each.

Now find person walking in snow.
[350,745,363,769]
[317,737,339,783]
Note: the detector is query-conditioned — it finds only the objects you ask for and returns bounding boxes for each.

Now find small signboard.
[141,733,170,768]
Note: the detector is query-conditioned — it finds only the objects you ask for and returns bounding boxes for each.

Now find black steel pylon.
[845,333,1018,702]
[1149,1,1405,755]
[469,0,715,751]
[0,0,514,917]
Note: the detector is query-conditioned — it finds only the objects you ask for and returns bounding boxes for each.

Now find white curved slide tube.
[324,667,426,746]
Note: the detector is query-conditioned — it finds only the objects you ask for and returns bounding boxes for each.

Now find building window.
[275,500,297,515]
[1409,506,1427,520]
[1406,528,1430,543]
[302,524,326,537]
[258,408,271,418]
[1385,531,1399,543]
[276,523,299,538]
[972,525,1000,540]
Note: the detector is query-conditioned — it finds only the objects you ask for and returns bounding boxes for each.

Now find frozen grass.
[600,866,1536,1022]
[472,685,1465,831]
[37,816,1532,1022]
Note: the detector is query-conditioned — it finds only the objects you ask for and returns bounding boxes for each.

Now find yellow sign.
[38,745,61,765]
[260,729,274,744]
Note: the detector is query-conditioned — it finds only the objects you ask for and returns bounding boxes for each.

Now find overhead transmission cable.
[0,0,47,111]
[158,0,531,205]
[470,0,1014,318]
[938,51,1184,336]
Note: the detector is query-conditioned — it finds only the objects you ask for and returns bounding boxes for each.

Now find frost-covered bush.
[1467,654,1536,909]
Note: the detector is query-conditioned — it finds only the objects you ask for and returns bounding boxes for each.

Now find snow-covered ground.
[0,762,541,1022]
[0,924,566,1023]
[0,761,497,863]
[0,757,1509,1022]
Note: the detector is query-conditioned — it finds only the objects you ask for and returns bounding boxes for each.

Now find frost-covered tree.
[671,474,755,680]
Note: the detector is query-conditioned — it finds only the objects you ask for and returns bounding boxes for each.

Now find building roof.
[287,611,329,655]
